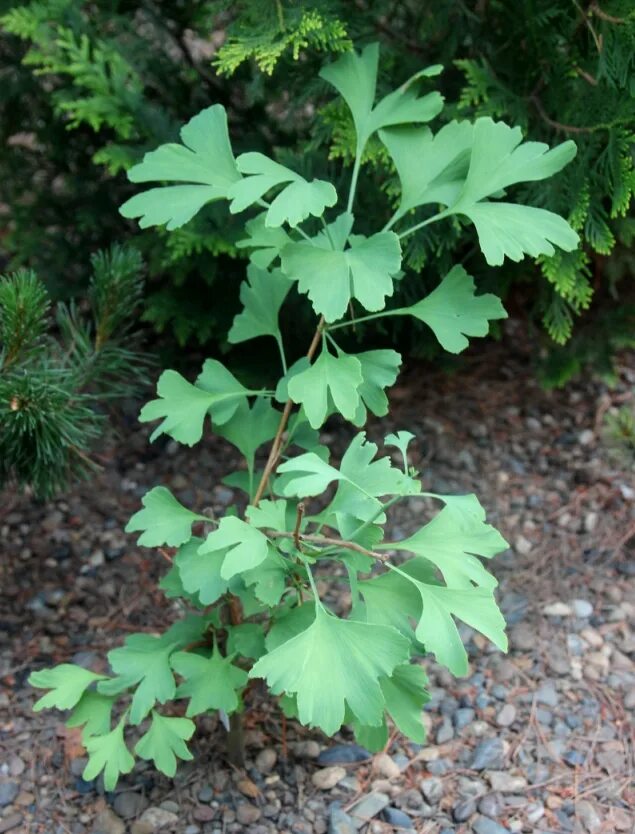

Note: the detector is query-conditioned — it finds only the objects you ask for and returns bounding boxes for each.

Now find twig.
[268,530,388,562]
[252,318,324,506]
[293,502,305,549]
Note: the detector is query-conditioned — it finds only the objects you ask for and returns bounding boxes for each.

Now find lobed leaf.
[30,665,106,712]
[287,347,363,429]
[171,645,248,716]
[125,486,207,548]
[198,516,269,580]
[83,716,134,791]
[228,264,292,345]
[135,711,195,777]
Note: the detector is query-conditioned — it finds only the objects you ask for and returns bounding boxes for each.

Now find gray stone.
[477,794,501,818]
[427,758,451,775]
[453,798,477,822]
[454,708,476,729]
[469,738,506,770]
[491,685,508,701]
[317,745,370,765]
[328,806,357,834]
[535,683,559,707]
[136,807,179,830]
[197,785,214,803]
[495,704,516,727]
[159,801,179,815]
[113,792,147,819]
[382,807,413,828]
[572,599,593,618]
[472,817,511,834]
[236,803,261,825]
[536,707,553,725]
[349,792,390,826]
[312,767,346,790]
[526,802,545,823]
[543,601,572,617]
[563,750,585,767]
[91,809,125,834]
[419,777,443,804]
[184,828,201,834]
[436,718,454,744]
[0,782,19,807]
[487,772,527,793]
[509,623,534,651]
[255,748,277,774]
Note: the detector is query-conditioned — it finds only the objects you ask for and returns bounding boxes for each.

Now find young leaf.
[250,603,410,735]
[380,493,509,589]
[246,499,289,531]
[228,153,337,227]
[171,646,248,716]
[198,516,269,580]
[83,716,135,791]
[380,663,429,743]
[140,360,250,445]
[385,431,415,470]
[281,215,401,321]
[125,486,207,548]
[360,560,437,639]
[30,665,106,712]
[99,634,178,725]
[135,711,195,777]
[228,265,293,344]
[236,214,292,268]
[120,105,240,229]
[320,44,443,155]
[66,691,115,741]
[287,347,363,429]
[393,266,507,353]
[352,349,402,423]
[175,536,229,605]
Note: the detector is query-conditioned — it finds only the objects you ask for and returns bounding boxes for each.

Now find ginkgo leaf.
[380,663,429,743]
[228,265,293,344]
[391,567,507,676]
[83,716,135,791]
[250,603,410,735]
[279,433,419,535]
[215,397,280,478]
[281,214,402,321]
[30,665,106,712]
[120,105,240,229]
[140,360,250,445]
[98,633,178,725]
[228,153,337,227]
[385,430,415,470]
[320,43,443,155]
[66,691,115,741]
[380,493,508,590]
[171,646,248,716]
[393,265,507,353]
[360,559,437,639]
[236,213,293,268]
[241,548,289,607]
[198,516,269,580]
[175,536,229,605]
[226,623,266,659]
[135,711,195,777]
[287,347,363,429]
[352,349,401,423]
[382,118,578,264]
[125,486,207,548]
[245,499,289,531]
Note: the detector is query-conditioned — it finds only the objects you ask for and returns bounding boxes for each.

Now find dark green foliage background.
[1,0,633,381]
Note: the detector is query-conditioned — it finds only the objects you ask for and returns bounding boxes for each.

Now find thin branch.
[268,530,389,562]
[252,317,325,506]
[293,502,305,549]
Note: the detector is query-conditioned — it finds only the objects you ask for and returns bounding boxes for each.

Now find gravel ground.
[1,341,633,834]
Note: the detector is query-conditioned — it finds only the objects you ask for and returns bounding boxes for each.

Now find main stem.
[252,316,325,507]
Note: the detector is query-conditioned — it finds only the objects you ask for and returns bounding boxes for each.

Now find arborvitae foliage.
[1,0,633,377]
[0,245,147,498]
[30,44,577,786]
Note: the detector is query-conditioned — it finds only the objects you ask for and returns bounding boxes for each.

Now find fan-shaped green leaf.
[171,646,248,716]
[66,691,115,741]
[83,716,134,791]
[30,665,106,712]
[198,516,269,580]
[120,105,240,229]
[228,265,293,344]
[125,486,207,548]
[287,347,363,429]
[250,603,410,735]
[135,711,195,777]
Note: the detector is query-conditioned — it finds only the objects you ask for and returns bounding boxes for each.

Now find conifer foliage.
[0,246,147,497]
[30,45,579,785]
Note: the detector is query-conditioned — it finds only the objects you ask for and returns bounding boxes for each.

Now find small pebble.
[469,738,506,770]
[255,748,277,774]
[382,807,413,828]
[572,599,593,618]
[436,718,454,744]
[419,777,443,804]
[312,767,346,790]
[496,704,516,727]
[563,750,585,767]
[375,753,400,779]
[197,785,214,803]
[543,602,572,617]
[236,803,261,825]
[453,798,477,822]
[472,816,512,834]
[317,745,370,765]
